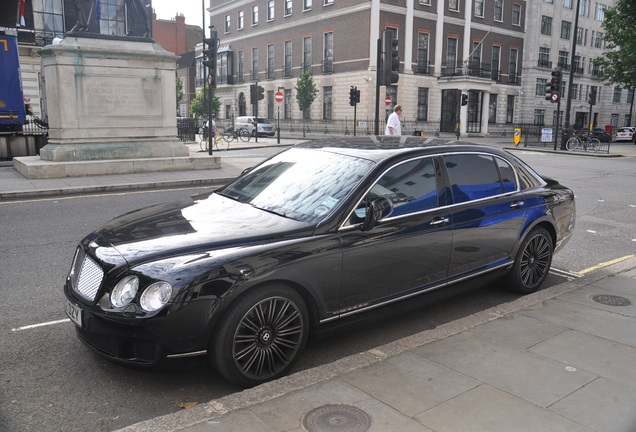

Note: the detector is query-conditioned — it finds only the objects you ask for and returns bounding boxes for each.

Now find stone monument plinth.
[14,36,219,179]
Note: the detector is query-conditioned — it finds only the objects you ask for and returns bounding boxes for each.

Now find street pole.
[562,0,581,150]
[374,37,382,135]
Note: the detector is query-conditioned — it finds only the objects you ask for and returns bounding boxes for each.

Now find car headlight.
[140,282,172,312]
[111,276,139,308]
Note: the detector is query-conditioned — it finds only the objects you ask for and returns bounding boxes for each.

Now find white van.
[235,116,276,137]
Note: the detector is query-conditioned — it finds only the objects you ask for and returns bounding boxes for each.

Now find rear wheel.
[238,128,251,142]
[505,227,553,294]
[565,137,578,151]
[210,285,309,388]
[587,138,600,153]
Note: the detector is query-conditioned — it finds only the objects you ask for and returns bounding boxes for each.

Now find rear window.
[443,154,517,204]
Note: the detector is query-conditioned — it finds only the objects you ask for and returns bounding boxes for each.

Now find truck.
[0,30,26,132]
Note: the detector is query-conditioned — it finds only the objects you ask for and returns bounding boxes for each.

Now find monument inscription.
[79,75,162,117]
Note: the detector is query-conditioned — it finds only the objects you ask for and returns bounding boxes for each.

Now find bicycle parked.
[566,131,600,153]
[222,125,252,143]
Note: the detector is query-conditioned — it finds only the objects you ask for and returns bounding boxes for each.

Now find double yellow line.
[574,254,636,276]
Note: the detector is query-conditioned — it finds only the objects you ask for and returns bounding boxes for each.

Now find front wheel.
[210,285,309,387]
[215,136,229,151]
[587,138,600,153]
[565,137,578,151]
[505,227,553,294]
[238,128,251,142]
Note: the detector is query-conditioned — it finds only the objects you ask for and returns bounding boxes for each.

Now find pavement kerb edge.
[114,256,636,432]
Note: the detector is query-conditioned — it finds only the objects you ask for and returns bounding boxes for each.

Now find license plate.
[66,300,83,328]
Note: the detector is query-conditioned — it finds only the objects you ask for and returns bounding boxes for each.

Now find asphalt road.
[0,148,633,431]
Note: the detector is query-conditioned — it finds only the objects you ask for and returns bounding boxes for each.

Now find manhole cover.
[303,404,372,432]
[591,294,632,307]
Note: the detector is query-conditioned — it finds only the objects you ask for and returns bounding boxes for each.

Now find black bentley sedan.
[64,137,575,387]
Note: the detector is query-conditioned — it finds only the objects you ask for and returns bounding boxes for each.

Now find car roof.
[293,136,510,163]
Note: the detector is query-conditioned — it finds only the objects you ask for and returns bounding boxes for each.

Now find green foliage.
[594,0,636,90]
[176,76,184,107]
[190,88,221,118]
[295,70,319,114]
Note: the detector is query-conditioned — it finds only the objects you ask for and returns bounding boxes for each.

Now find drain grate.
[303,404,372,432]
[591,294,632,307]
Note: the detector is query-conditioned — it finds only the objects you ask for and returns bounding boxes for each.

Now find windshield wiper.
[215,190,241,201]
[250,204,290,219]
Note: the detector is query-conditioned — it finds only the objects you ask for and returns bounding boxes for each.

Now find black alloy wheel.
[210,285,309,387]
[506,227,553,294]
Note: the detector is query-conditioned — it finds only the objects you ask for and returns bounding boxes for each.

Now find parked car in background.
[64,138,576,387]
[615,127,635,142]
[578,128,611,143]
[235,116,276,137]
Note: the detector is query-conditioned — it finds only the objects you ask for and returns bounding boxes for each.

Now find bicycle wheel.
[238,128,251,142]
[586,138,600,153]
[215,135,229,151]
[565,137,579,151]
[223,129,235,143]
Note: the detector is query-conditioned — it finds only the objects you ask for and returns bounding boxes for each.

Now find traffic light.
[355,89,360,104]
[250,84,257,104]
[383,36,399,85]
[550,69,561,103]
[257,85,264,100]
[349,87,356,106]
[461,93,468,106]
[589,88,597,105]
[203,26,218,88]
[544,81,552,101]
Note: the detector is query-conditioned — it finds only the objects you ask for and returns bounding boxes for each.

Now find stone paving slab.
[412,331,597,407]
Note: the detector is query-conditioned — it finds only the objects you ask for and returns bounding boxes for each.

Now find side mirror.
[361,198,393,231]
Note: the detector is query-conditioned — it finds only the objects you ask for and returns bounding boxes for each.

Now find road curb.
[113,256,636,432]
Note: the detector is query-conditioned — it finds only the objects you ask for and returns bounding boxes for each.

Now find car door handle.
[510,200,525,208]
[430,217,450,227]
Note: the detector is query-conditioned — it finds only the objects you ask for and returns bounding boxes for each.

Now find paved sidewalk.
[116,257,636,432]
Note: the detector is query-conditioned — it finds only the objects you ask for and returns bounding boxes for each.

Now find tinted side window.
[495,157,517,193]
[444,154,502,203]
[374,157,438,217]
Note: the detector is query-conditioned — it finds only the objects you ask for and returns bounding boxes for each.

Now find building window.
[628,89,634,104]
[238,11,244,30]
[100,0,126,36]
[512,4,521,26]
[284,41,293,77]
[509,48,518,83]
[579,0,586,16]
[538,47,551,68]
[225,15,231,33]
[613,87,622,103]
[303,36,312,72]
[304,0,312,10]
[491,45,501,81]
[558,50,569,69]
[474,0,484,17]
[576,27,584,45]
[536,78,548,96]
[238,51,244,83]
[563,0,573,9]
[420,0,431,4]
[494,0,503,22]
[593,32,604,49]
[417,32,429,74]
[285,0,293,15]
[268,0,275,20]
[489,94,497,123]
[595,3,605,21]
[541,16,552,36]
[251,47,259,80]
[574,55,583,73]
[544,0,553,3]
[534,109,545,126]
[571,83,579,100]
[446,37,458,72]
[32,0,64,44]
[449,0,460,12]
[267,44,275,79]
[561,21,571,39]
[417,88,429,121]
[284,89,292,119]
[506,95,514,123]
[323,32,333,73]
[323,86,332,120]
[324,0,334,5]
[252,5,259,25]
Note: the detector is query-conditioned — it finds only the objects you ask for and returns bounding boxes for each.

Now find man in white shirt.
[385,104,402,136]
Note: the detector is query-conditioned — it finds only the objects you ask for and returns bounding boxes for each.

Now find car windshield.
[255,118,268,123]
[217,148,374,223]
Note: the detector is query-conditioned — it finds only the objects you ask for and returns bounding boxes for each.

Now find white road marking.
[587,230,597,233]
[11,318,70,332]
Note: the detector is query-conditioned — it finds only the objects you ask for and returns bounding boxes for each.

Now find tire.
[210,285,309,387]
[238,128,251,142]
[587,138,600,153]
[215,136,229,151]
[505,227,553,294]
[223,129,234,143]
[565,137,578,151]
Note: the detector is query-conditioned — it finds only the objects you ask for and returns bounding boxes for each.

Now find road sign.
[207,74,213,85]
[551,93,559,103]
[275,91,284,103]
[385,96,392,106]
[513,127,522,146]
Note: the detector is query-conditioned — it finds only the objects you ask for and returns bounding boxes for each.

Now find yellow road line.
[574,255,636,276]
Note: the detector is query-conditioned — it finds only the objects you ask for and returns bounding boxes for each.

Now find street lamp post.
[562,0,582,149]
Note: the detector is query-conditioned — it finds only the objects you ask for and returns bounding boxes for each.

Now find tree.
[295,70,319,137]
[190,88,220,119]
[594,0,636,90]
[175,74,184,113]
